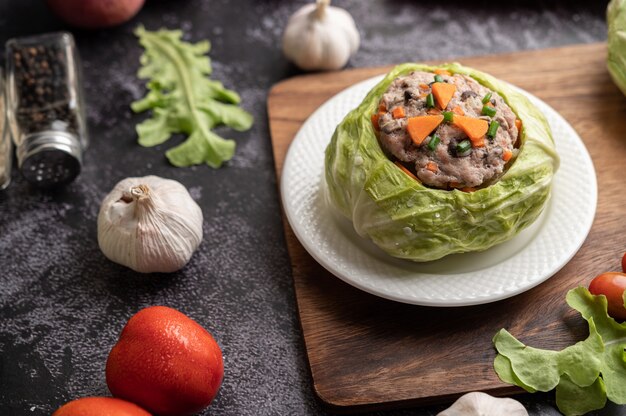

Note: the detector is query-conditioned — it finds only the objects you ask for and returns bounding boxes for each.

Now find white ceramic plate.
[280,75,597,307]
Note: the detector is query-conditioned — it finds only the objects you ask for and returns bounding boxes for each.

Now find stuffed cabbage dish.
[324,63,559,262]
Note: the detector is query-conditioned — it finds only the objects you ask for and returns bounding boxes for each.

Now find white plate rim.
[280,75,597,307]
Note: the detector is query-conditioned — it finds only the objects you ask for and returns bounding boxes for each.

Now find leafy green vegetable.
[493,324,603,392]
[324,63,558,261]
[566,288,626,402]
[132,26,253,168]
[608,0,626,96]
[556,375,606,416]
[493,287,626,415]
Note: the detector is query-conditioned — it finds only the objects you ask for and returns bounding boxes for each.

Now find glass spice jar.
[0,68,11,190]
[6,32,88,188]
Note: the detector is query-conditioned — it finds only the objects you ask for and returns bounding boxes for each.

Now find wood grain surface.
[267,43,626,413]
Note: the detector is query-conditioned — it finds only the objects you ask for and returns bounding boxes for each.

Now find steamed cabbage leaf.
[608,0,626,96]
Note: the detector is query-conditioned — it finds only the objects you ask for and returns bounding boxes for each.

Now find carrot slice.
[426,161,438,172]
[419,83,429,90]
[453,115,488,142]
[452,106,465,116]
[434,69,452,76]
[407,115,444,146]
[472,137,485,147]
[394,161,419,181]
[515,118,522,132]
[503,149,513,162]
[432,82,457,110]
[379,103,387,112]
[427,108,442,115]
[371,114,380,131]
[392,107,405,119]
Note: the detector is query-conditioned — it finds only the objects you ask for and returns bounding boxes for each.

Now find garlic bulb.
[437,392,528,416]
[282,0,360,71]
[97,176,203,273]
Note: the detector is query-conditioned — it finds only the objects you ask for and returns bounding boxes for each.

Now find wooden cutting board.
[268,43,626,413]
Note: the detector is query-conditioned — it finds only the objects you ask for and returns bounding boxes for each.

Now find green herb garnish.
[131,26,253,168]
[426,93,435,108]
[443,111,454,122]
[482,105,497,117]
[428,134,441,151]
[487,121,500,139]
[434,74,444,83]
[493,287,626,416]
[456,139,471,155]
[482,92,492,104]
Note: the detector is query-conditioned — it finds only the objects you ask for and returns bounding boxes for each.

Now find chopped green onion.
[482,105,497,117]
[428,134,441,151]
[443,111,454,122]
[456,140,472,156]
[434,75,444,83]
[426,93,435,108]
[487,120,500,138]
[482,92,492,104]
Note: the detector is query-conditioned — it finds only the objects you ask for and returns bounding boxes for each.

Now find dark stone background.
[0,0,619,415]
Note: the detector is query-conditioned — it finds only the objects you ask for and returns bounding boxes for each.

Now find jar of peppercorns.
[6,32,88,188]
[0,69,11,190]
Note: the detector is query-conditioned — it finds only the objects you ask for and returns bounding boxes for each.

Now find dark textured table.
[0,1,618,415]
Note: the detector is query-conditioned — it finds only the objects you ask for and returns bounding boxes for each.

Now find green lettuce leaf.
[566,287,626,403]
[493,287,626,415]
[556,375,607,416]
[493,354,536,393]
[324,63,558,261]
[493,324,603,392]
[132,26,253,168]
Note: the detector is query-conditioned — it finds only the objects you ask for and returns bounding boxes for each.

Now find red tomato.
[106,306,223,416]
[53,397,150,416]
[589,272,626,320]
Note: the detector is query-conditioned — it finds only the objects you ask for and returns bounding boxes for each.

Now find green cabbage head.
[608,0,626,95]
[324,63,559,262]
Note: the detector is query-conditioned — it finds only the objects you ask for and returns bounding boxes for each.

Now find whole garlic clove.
[282,0,360,71]
[97,175,203,273]
[437,392,528,416]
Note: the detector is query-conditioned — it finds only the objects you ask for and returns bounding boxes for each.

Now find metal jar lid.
[16,131,82,188]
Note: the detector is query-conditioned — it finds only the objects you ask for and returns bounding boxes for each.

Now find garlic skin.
[437,392,528,416]
[282,0,360,71]
[98,176,203,273]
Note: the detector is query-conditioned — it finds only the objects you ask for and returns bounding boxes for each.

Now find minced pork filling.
[373,71,519,189]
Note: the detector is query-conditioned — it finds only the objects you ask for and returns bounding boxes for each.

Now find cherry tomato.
[589,272,626,320]
[622,252,626,273]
